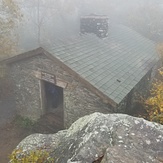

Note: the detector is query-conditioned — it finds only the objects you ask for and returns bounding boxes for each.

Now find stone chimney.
[80,14,109,38]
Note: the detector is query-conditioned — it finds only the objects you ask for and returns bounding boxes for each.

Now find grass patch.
[15,115,36,130]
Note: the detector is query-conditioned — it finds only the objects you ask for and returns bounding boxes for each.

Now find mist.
[1,1,163,162]
[16,0,163,52]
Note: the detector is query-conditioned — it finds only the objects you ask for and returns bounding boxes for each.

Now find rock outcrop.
[13,113,163,163]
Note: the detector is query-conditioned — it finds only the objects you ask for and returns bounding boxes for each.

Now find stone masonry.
[8,50,159,128]
[9,53,111,128]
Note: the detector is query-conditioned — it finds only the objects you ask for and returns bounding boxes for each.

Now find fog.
[15,0,163,52]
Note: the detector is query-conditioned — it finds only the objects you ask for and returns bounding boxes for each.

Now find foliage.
[145,68,163,124]
[0,0,22,59]
[15,116,36,130]
[10,149,54,163]
[0,0,22,95]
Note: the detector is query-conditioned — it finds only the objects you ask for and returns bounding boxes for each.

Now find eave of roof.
[1,47,44,64]
[2,47,117,107]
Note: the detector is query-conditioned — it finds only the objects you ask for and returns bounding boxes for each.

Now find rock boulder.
[13,113,163,163]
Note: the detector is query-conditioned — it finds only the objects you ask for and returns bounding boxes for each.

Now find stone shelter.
[3,25,159,128]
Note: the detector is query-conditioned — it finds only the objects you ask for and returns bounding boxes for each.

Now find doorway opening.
[44,81,63,113]
[40,80,64,129]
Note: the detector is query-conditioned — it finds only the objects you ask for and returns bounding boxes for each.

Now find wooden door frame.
[40,79,64,121]
[40,80,46,115]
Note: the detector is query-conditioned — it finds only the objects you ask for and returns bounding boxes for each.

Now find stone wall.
[151,60,162,81]
[129,61,163,114]
[9,53,111,128]
[116,69,152,114]
[9,57,42,120]
[128,70,152,114]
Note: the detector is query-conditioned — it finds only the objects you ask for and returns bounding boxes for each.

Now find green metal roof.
[46,25,159,104]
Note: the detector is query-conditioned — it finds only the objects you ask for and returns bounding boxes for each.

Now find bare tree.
[23,0,80,47]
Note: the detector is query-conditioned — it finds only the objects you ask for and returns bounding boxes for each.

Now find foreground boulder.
[13,113,163,163]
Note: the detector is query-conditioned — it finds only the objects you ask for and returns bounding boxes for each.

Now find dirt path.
[0,113,63,163]
[0,122,32,163]
[0,93,64,162]
[0,97,20,162]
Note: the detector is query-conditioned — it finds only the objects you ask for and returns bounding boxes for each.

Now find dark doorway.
[44,81,63,112]
[41,81,64,130]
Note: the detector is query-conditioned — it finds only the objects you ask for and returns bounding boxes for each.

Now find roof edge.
[1,47,44,64]
[43,49,117,108]
[1,47,117,107]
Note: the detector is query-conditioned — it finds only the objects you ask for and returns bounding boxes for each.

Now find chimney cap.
[81,14,108,19]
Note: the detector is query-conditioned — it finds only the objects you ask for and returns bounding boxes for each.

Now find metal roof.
[45,25,159,104]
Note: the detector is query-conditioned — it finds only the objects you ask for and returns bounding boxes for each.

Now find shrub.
[9,149,54,163]
[145,68,163,124]
[15,116,36,129]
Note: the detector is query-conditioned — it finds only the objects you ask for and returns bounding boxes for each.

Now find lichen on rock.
[11,113,163,163]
